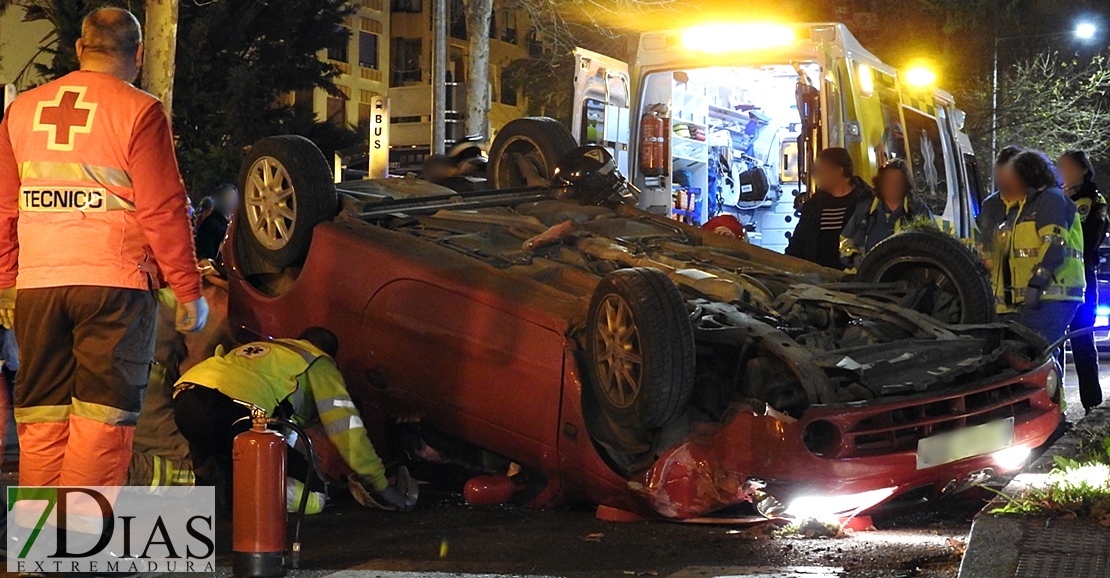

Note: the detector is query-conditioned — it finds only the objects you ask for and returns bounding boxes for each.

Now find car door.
[359,279,564,462]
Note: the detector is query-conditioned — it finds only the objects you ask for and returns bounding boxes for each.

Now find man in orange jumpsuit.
[0,7,208,489]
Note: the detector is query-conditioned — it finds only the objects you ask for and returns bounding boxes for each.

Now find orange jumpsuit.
[0,70,202,488]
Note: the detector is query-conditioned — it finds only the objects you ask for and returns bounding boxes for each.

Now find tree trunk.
[431,0,447,154]
[464,0,493,140]
[141,0,179,119]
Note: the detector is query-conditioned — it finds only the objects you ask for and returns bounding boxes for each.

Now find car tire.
[586,268,695,429]
[856,229,996,324]
[238,135,337,268]
[488,117,578,189]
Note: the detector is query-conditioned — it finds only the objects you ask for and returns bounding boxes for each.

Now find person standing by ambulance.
[1058,150,1107,413]
[785,148,871,270]
[983,150,1086,344]
[0,8,208,490]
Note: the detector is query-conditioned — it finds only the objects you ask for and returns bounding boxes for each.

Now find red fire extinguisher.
[640,107,667,177]
[232,411,287,578]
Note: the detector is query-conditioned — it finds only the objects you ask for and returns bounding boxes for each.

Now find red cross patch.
[33,86,98,152]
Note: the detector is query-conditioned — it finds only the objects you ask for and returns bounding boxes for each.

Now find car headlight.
[1045,366,1060,402]
[803,420,842,457]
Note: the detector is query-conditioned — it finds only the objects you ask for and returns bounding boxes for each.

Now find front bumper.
[638,361,1061,519]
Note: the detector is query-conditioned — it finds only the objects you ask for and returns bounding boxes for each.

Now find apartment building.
[298,0,392,129]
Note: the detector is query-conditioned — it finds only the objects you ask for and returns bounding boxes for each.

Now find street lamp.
[990,21,1100,178]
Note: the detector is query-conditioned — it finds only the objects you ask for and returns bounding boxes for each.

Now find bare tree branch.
[959,50,1110,163]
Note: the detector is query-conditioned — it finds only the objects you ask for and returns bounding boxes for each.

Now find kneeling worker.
[172,327,414,513]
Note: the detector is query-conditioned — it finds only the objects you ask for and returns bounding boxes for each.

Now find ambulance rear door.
[572,48,631,176]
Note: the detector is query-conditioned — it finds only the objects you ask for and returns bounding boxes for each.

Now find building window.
[326,96,347,126]
[489,11,498,39]
[294,89,315,109]
[500,68,518,106]
[500,10,517,44]
[391,38,423,85]
[448,0,467,40]
[327,26,349,63]
[391,0,421,12]
[359,32,379,70]
[526,30,543,58]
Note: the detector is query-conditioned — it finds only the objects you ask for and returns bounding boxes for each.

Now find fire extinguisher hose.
[267,417,316,569]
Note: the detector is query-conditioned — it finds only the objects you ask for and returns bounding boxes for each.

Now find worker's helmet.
[553,146,637,205]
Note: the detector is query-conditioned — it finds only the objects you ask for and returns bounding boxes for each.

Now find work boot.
[193,456,231,520]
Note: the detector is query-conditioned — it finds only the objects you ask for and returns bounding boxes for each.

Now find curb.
[957,406,1110,578]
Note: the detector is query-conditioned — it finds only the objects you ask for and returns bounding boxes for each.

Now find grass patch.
[990,437,1110,523]
[773,516,842,538]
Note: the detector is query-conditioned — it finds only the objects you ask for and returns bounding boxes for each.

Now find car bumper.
[636,361,1061,519]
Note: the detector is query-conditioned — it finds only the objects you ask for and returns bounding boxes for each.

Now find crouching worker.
[172,327,415,513]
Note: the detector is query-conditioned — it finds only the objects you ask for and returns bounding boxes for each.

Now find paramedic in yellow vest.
[172,327,415,513]
[126,275,234,487]
[977,146,1024,315]
[980,150,1086,343]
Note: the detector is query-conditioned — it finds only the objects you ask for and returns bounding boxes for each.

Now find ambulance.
[490,22,984,254]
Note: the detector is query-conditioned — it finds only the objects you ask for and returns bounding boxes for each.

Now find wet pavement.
[144,485,974,578]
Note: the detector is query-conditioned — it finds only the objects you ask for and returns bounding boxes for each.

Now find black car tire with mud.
[586,268,695,430]
[488,117,578,189]
[238,135,338,268]
[856,229,996,324]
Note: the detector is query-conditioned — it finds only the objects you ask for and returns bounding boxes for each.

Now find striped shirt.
[820,206,850,230]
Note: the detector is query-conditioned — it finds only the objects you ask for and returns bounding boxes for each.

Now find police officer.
[979,150,1085,343]
[172,327,415,513]
[1058,150,1107,412]
[0,8,207,490]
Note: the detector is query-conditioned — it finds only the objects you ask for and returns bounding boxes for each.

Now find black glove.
[1023,286,1042,309]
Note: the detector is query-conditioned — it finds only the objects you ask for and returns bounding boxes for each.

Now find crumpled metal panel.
[637,435,754,519]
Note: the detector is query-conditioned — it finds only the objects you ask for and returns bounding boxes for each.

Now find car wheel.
[488,117,578,189]
[586,268,695,429]
[856,229,996,324]
[238,135,337,268]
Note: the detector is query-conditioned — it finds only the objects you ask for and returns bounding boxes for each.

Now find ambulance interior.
[638,64,820,253]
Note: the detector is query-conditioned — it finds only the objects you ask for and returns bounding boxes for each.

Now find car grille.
[844,379,1042,457]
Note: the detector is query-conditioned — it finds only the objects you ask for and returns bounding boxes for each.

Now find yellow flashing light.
[904,66,937,88]
[680,24,796,54]
[857,63,874,97]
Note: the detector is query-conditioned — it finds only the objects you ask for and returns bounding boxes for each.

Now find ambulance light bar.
[680,24,796,54]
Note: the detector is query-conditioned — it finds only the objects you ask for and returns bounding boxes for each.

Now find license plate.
[915,417,1014,470]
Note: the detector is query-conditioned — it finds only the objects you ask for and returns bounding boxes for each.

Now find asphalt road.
[181,488,976,578]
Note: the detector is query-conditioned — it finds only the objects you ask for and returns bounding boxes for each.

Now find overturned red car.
[225,134,1060,520]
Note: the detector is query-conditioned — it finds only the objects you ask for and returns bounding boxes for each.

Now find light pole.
[990,21,1099,176]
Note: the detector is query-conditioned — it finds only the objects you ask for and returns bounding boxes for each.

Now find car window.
[964,154,984,217]
[902,106,949,216]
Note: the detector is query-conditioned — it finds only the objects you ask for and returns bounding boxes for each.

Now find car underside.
[227,136,1061,520]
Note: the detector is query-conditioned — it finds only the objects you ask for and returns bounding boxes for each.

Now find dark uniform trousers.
[14,286,156,487]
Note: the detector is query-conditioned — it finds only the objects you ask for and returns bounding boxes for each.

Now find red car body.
[225,182,1060,520]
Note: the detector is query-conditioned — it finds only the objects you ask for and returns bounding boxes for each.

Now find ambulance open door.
[571,48,631,176]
